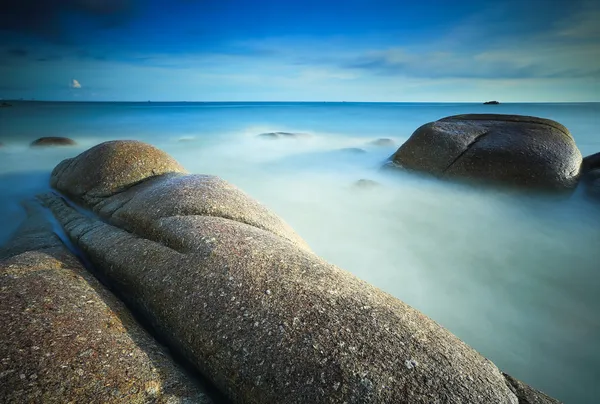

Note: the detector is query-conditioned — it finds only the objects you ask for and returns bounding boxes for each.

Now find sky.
[0,0,598,102]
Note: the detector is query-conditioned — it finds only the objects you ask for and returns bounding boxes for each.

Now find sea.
[1,101,599,403]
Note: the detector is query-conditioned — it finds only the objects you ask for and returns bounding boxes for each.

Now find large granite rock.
[34,140,559,403]
[388,114,582,192]
[0,201,211,403]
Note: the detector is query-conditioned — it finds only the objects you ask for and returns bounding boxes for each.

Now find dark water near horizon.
[1,101,599,403]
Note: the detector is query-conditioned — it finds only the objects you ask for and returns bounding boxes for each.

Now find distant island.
[483,100,500,105]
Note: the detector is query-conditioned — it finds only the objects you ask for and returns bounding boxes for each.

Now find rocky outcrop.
[30,137,76,147]
[484,101,500,105]
[387,114,582,192]
[30,140,559,403]
[0,201,211,403]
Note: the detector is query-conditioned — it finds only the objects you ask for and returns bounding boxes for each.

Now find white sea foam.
[1,102,599,403]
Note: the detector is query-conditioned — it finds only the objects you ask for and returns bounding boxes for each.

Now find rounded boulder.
[388,114,582,192]
[50,140,187,206]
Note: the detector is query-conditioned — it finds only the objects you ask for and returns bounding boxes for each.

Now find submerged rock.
[33,140,559,403]
[0,201,211,403]
[388,114,582,192]
[369,138,395,147]
[339,147,367,154]
[257,131,310,139]
[353,178,380,189]
[30,137,76,147]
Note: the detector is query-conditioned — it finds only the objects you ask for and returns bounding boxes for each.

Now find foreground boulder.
[32,140,559,403]
[0,201,211,403]
[30,137,76,147]
[387,114,582,192]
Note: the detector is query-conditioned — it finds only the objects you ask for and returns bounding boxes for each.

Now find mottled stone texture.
[0,201,211,403]
[389,114,582,192]
[37,140,561,403]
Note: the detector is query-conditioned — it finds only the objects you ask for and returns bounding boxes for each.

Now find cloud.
[71,79,82,88]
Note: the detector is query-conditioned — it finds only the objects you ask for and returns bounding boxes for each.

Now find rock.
[339,147,367,154]
[369,138,395,147]
[503,373,561,404]
[0,102,12,107]
[484,101,500,105]
[581,169,600,199]
[50,140,187,206]
[388,114,582,192]
[257,131,310,139]
[30,137,76,147]
[353,179,380,189]
[0,200,212,403]
[37,140,559,403]
[582,151,600,173]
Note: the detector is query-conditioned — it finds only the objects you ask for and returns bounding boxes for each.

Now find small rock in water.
[339,147,367,154]
[353,179,380,189]
[369,138,395,147]
[30,137,76,147]
[257,131,310,139]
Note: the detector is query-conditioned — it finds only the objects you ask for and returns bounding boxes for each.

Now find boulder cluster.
[0,137,562,403]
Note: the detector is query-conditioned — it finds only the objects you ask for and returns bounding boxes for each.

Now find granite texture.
[389,114,582,192]
[34,140,561,403]
[0,200,211,403]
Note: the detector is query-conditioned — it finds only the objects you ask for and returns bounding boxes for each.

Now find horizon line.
[2,100,599,104]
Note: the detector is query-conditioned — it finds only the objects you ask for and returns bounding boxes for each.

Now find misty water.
[1,102,599,403]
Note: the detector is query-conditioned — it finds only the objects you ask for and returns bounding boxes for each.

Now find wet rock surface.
[0,201,212,403]
[30,137,77,147]
[35,140,559,403]
[388,114,582,192]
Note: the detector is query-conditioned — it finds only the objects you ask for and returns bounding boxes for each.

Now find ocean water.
[1,101,599,403]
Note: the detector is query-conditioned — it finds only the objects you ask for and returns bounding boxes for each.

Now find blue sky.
[1,0,598,101]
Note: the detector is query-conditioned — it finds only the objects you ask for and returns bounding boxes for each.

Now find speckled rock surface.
[503,373,561,404]
[50,140,187,206]
[88,173,309,251]
[38,140,560,403]
[0,201,211,404]
[388,114,582,192]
